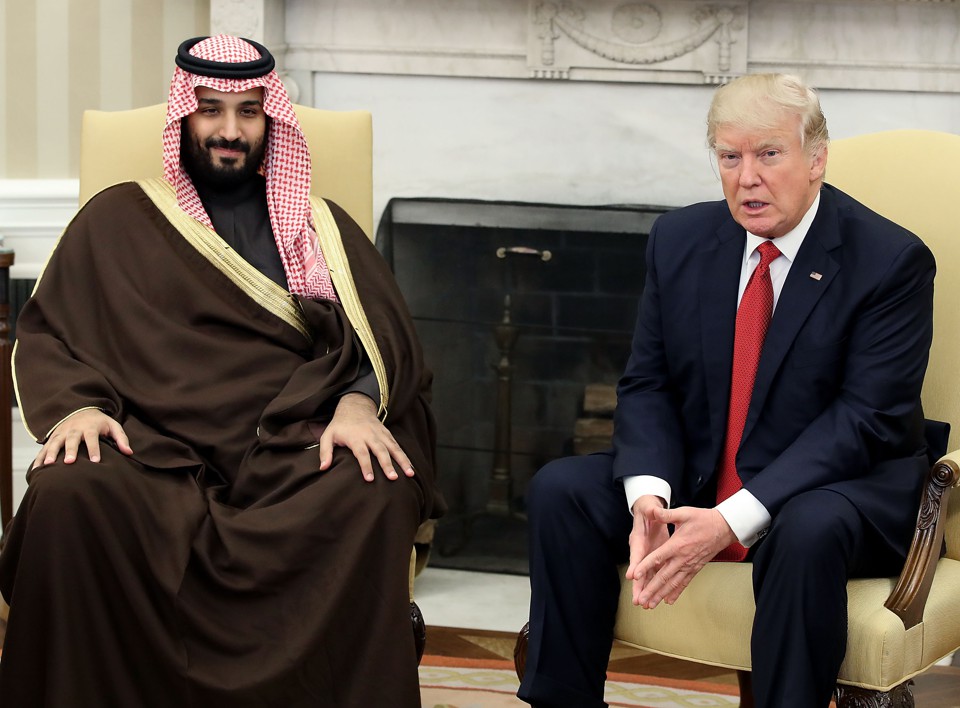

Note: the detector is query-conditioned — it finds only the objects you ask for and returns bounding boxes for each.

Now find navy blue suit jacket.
[612,184,935,555]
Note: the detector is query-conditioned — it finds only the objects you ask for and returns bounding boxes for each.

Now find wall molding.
[0,180,78,279]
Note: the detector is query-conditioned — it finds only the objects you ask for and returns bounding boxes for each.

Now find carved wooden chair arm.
[883,450,960,629]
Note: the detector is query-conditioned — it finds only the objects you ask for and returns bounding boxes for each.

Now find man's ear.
[810,144,828,182]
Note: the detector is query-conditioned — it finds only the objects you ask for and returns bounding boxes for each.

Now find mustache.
[203,137,250,153]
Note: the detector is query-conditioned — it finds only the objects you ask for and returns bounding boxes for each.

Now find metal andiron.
[488,246,551,516]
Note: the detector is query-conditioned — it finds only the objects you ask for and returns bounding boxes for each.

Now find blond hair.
[707,74,829,156]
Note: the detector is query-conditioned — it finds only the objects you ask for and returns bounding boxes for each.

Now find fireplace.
[377,198,669,572]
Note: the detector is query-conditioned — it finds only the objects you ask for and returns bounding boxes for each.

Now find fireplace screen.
[377,198,670,573]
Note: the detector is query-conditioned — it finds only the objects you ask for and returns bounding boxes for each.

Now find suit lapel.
[741,189,842,445]
[700,218,747,459]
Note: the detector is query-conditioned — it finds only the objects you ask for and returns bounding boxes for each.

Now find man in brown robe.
[0,35,442,707]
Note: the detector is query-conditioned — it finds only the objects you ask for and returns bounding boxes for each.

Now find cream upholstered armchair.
[20,102,428,659]
[515,130,960,706]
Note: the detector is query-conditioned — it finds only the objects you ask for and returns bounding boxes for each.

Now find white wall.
[311,71,960,235]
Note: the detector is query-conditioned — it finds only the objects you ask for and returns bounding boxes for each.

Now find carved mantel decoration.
[256,0,960,95]
[528,1,748,84]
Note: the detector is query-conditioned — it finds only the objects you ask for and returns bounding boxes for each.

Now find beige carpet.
[419,656,739,707]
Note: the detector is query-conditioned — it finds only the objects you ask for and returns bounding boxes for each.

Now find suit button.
[696,476,704,486]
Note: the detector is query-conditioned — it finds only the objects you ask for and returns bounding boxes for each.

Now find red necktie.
[714,240,781,562]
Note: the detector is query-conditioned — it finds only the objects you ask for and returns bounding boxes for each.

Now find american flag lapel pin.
[809,271,823,281]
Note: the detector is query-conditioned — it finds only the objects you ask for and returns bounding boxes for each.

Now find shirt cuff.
[623,475,673,515]
[715,489,771,547]
[339,366,380,402]
[338,346,381,403]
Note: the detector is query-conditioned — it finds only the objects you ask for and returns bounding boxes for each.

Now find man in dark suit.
[517,73,935,707]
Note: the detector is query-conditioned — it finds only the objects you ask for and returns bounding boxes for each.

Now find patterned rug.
[419,656,740,707]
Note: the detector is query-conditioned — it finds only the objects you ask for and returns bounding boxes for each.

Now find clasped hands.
[35,393,414,483]
[626,495,738,610]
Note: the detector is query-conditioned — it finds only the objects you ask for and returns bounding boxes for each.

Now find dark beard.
[180,126,267,189]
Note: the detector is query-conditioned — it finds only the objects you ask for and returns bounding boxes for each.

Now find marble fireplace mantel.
[211,0,960,101]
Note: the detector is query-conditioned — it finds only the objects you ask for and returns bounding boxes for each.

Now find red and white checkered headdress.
[163,35,337,302]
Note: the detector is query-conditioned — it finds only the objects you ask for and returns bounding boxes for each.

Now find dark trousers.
[517,453,906,708]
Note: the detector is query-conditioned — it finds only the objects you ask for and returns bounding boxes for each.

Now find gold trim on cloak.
[310,196,390,422]
[140,178,390,420]
[138,178,312,342]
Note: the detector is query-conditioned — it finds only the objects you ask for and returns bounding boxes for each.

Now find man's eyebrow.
[714,141,783,153]
[196,98,263,107]
[755,141,784,152]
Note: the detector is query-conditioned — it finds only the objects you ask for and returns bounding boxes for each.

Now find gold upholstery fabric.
[79,103,374,240]
[612,130,960,691]
[614,562,755,672]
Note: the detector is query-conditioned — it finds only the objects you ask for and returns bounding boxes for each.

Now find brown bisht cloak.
[0,179,443,707]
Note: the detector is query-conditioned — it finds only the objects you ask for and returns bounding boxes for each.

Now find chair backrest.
[828,130,960,559]
[79,102,374,239]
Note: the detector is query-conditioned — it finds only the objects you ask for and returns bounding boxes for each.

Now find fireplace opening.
[378,198,670,574]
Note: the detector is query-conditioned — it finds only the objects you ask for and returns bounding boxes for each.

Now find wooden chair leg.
[514,621,530,681]
[736,670,754,708]
[411,601,426,663]
[834,680,915,707]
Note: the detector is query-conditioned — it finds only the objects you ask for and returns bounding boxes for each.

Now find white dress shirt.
[623,192,821,547]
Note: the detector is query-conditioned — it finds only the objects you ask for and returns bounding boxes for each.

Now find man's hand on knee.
[317,393,415,482]
[35,409,133,468]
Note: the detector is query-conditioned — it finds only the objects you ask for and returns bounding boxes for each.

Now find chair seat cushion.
[613,558,960,690]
